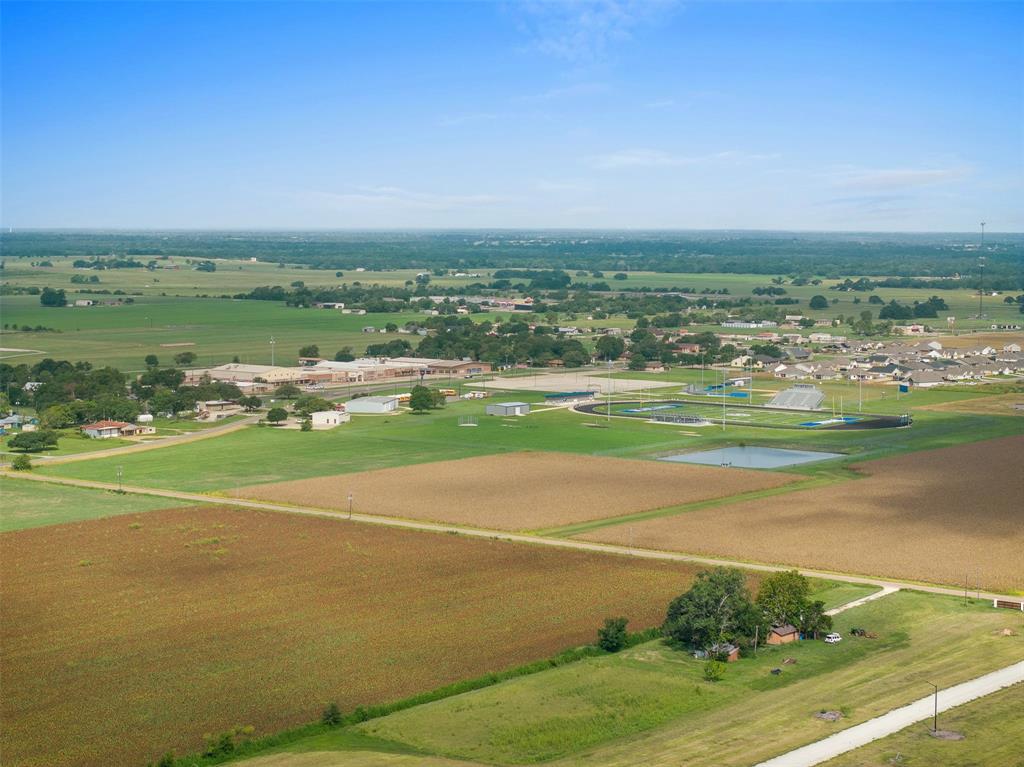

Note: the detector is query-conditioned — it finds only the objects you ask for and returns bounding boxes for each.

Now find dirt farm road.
[754,662,1024,767]
[13,414,261,465]
[4,471,1022,604]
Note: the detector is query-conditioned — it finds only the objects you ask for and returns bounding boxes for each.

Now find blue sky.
[2,1,1021,230]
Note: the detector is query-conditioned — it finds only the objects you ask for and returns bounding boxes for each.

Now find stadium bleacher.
[766,385,825,411]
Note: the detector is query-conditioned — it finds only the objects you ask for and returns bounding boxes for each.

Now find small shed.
[708,642,741,662]
[310,410,350,429]
[766,624,800,645]
[485,401,530,417]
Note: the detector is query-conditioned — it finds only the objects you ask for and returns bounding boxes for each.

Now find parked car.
[825,632,843,644]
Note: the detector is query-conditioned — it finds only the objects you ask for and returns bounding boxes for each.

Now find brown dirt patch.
[579,436,1024,591]
[0,506,716,767]
[229,452,796,531]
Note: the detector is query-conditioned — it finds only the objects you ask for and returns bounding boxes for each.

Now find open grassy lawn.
[0,505,714,767]
[1,429,135,459]
[821,682,1024,767]
[33,392,1022,493]
[348,592,1024,766]
[0,476,185,531]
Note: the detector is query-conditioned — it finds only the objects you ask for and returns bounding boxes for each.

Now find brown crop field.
[229,452,797,531]
[918,392,1024,417]
[0,506,713,767]
[579,435,1024,592]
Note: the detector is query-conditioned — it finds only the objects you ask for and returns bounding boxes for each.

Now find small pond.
[660,446,845,469]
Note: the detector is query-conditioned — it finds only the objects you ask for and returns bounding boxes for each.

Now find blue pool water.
[660,446,845,469]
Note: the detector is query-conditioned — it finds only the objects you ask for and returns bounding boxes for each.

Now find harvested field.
[927,332,1024,349]
[229,452,797,531]
[0,506,713,767]
[579,435,1024,592]
[918,392,1024,417]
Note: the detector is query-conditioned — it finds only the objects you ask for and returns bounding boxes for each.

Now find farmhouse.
[766,624,800,645]
[346,395,399,414]
[310,410,350,429]
[79,420,155,439]
[486,402,531,417]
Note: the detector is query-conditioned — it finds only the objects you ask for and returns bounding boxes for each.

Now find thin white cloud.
[512,0,678,63]
[587,148,780,170]
[436,112,499,127]
[524,81,609,101]
[535,178,591,192]
[832,167,971,190]
[645,98,675,109]
[303,186,510,212]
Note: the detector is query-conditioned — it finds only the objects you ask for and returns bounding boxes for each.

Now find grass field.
[1,429,135,459]
[32,393,1023,492]
[229,452,797,531]
[318,592,1024,766]
[0,294,452,371]
[0,476,184,531]
[821,682,1024,767]
[0,505,716,767]
[579,435,1024,592]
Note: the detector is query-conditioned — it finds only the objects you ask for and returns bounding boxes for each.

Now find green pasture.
[0,476,187,532]
[822,682,1024,767]
[0,294,442,371]
[607,271,1022,332]
[287,592,1023,766]
[0,256,489,295]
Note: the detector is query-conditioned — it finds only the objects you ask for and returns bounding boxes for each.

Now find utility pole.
[270,336,276,366]
[116,465,123,494]
[348,492,353,520]
[926,682,939,732]
[721,368,726,431]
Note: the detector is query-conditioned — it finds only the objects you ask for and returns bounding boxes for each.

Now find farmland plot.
[0,506,710,767]
[579,435,1024,591]
[229,452,797,531]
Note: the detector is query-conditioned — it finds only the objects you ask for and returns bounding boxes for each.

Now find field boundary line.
[534,474,842,538]
[753,664,1024,767]
[4,470,1021,603]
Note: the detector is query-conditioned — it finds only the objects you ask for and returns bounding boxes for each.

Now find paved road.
[4,471,1022,604]
[754,662,1024,767]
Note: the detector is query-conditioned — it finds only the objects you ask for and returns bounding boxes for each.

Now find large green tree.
[409,385,434,413]
[755,570,811,627]
[595,335,625,361]
[663,568,760,650]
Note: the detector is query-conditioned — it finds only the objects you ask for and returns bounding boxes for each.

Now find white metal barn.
[485,401,531,416]
[345,396,399,414]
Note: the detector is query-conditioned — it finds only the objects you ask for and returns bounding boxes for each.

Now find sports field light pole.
[721,368,726,431]
[926,682,939,732]
[270,336,276,366]
[606,358,613,423]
